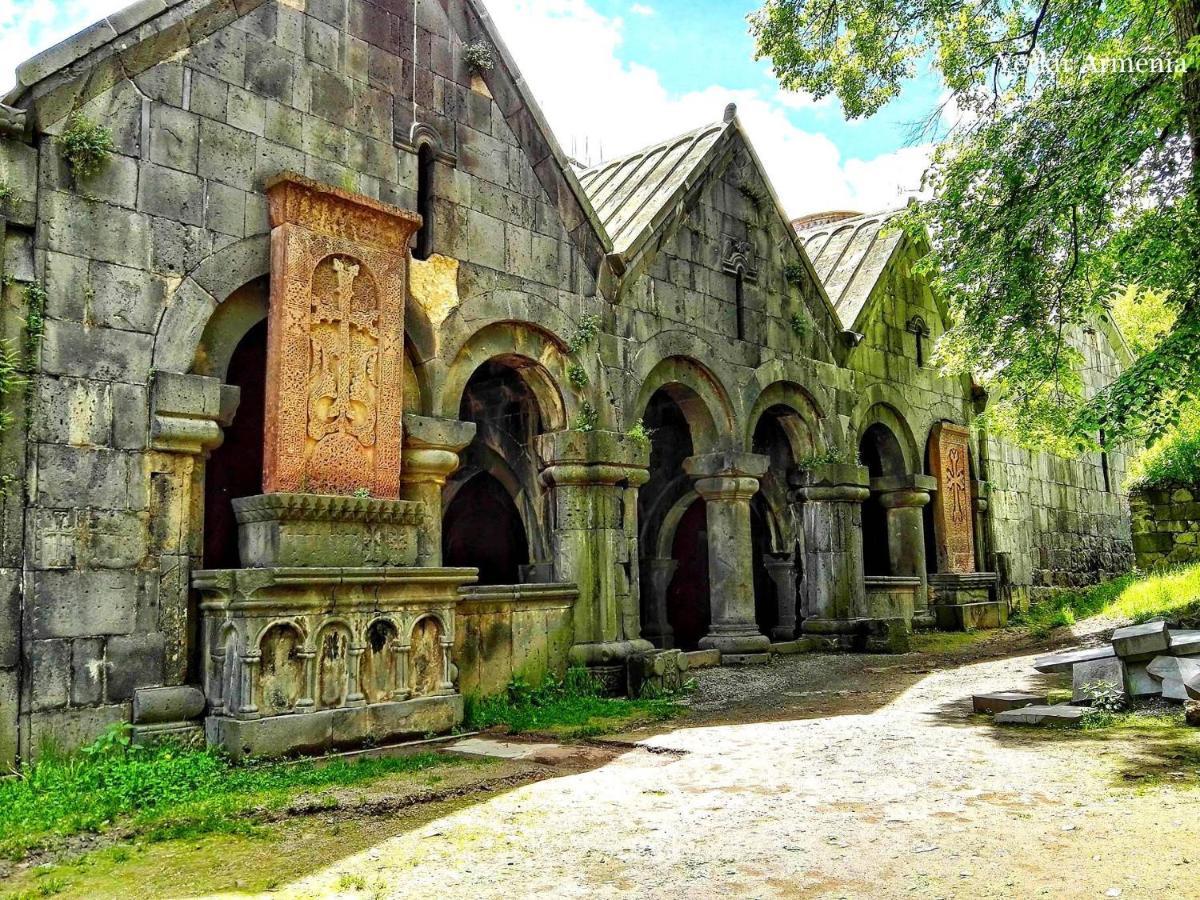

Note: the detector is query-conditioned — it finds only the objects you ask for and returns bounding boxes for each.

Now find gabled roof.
[579,120,729,260]
[794,209,907,331]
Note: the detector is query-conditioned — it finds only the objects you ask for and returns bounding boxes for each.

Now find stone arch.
[745,381,825,459]
[437,322,571,431]
[314,620,354,710]
[257,621,305,715]
[153,236,271,374]
[409,615,447,696]
[627,331,741,444]
[632,356,735,453]
[361,617,400,704]
[855,397,920,475]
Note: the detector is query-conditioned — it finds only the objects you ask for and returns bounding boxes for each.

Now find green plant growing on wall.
[58,113,115,180]
[788,310,810,338]
[566,314,601,355]
[626,419,652,448]
[574,401,598,432]
[567,361,589,389]
[783,261,807,286]
[463,41,495,74]
[23,282,46,356]
[352,487,371,499]
[0,180,12,208]
[797,445,858,469]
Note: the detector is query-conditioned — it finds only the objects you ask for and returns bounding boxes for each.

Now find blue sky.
[1,0,943,214]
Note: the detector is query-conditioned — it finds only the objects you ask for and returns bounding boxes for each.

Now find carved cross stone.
[263,173,422,499]
[929,422,976,573]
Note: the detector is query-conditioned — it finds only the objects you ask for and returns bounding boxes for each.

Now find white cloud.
[487,0,932,216]
[0,0,129,95]
[629,3,655,15]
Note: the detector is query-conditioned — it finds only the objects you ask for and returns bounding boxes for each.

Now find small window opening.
[735,270,746,341]
[415,143,435,260]
[1099,429,1112,493]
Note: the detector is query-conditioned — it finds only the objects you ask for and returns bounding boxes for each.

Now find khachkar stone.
[929,422,976,573]
[263,173,422,499]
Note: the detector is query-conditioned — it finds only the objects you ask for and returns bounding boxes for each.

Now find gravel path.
[255,636,1200,900]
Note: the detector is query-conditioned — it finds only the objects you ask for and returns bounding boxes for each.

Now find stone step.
[972,692,1046,714]
[722,652,771,666]
[1034,644,1115,674]
[682,649,721,669]
[994,704,1088,726]
[934,600,1008,631]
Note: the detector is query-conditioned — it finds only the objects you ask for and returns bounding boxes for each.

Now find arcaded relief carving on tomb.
[930,422,976,573]
[263,174,422,500]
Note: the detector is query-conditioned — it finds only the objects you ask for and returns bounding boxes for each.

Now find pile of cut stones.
[972,621,1200,727]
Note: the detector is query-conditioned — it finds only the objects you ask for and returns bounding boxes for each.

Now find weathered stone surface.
[683,649,721,669]
[994,704,1088,726]
[1146,655,1200,683]
[1034,645,1115,674]
[1112,621,1170,659]
[133,685,206,724]
[973,692,1046,714]
[1124,662,1161,699]
[1071,657,1127,706]
[1168,630,1200,656]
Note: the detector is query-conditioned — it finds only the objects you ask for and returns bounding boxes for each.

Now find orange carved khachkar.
[929,422,976,573]
[262,173,422,499]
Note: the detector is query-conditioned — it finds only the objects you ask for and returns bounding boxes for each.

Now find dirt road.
[260,631,1200,899]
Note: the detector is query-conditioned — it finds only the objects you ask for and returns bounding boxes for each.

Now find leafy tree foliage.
[751,0,1200,447]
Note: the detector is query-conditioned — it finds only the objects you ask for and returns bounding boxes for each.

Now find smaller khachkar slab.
[263,173,422,499]
[929,422,976,573]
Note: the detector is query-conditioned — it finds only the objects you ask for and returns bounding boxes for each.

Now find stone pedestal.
[874,473,936,627]
[792,463,870,636]
[763,553,798,642]
[399,414,476,566]
[538,430,654,667]
[639,557,678,648]
[684,452,771,655]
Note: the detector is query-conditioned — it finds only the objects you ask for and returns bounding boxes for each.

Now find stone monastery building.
[0,0,1133,762]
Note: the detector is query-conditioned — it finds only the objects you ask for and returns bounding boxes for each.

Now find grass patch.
[0,726,465,862]
[1011,563,1200,637]
[909,630,992,654]
[465,668,686,739]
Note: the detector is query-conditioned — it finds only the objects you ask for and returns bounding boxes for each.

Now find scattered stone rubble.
[976,621,1200,727]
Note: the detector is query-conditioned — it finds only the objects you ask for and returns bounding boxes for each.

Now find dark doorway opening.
[666,497,709,650]
[859,422,905,576]
[751,494,778,637]
[203,319,267,570]
[443,472,529,585]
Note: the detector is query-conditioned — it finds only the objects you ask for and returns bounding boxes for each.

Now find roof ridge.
[582,120,726,177]
[793,207,905,237]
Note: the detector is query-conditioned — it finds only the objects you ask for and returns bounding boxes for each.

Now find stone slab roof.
[578,120,730,261]
[794,209,907,331]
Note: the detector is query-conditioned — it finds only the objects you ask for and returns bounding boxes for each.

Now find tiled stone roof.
[794,209,906,331]
[578,120,730,260]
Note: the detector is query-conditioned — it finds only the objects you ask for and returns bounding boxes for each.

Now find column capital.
[693,475,760,501]
[400,415,476,485]
[873,473,937,509]
[537,429,650,487]
[683,451,769,481]
[791,462,870,503]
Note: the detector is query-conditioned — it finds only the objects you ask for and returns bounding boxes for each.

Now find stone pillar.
[875,474,937,625]
[684,452,771,655]
[792,463,871,635]
[537,431,655,667]
[398,415,477,566]
[639,557,678,648]
[762,553,798,642]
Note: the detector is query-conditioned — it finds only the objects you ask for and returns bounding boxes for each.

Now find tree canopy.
[751,0,1200,448]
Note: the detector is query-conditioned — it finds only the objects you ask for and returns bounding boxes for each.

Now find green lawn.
[1012,563,1200,637]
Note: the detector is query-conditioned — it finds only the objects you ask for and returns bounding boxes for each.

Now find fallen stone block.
[1033,645,1115,674]
[1161,679,1190,702]
[1071,657,1127,706]
[994,704,1088,726]
[1111,621,1170,659]
[1168,630,1200,656]
[722,652,771,666]
[1146,655,1200,683]
[1186,700,1200,727]
[683,649,721,669]
[972,692,1046,714]
[771,638,823,655]
[1185,670,1200,701]
[1124,661,1162,698]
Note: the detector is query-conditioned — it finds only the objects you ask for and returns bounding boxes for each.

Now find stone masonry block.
[89,260,168,333]
[42,191,152,270]
[112,383,150,449]
[71,637,106,706]
[28,704,130,759]
[30,639,71,710]
[30,569,139,639]
[197,118,257,190]
[36,444,135,509]
[1071,656,1127,705]
[1112,621,1170,659]
[40,320,153,382]
[138,162,206,226]
[106,632,166,701]
[32,377,113,447]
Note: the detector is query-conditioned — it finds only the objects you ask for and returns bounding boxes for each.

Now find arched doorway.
[858,422,906,576]
[638,385,710,649]
[203,318,267,569]
[750,407,807,639]
[443,472,529,584]
[443,357,553,584]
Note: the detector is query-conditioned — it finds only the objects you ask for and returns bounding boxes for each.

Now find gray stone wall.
[1130,487,1200,570]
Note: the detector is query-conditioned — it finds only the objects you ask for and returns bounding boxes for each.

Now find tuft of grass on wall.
[465,668,684,739]
[0,725,461,861]
[1127,404,1200,490]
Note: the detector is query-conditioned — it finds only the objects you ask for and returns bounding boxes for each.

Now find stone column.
[874,473,937,625]
[398,414,477,566]
[639,558,678,648]
[792,463,871,635]
[684,452,771,655]
[762,553,798,642]
[537,431,655,667]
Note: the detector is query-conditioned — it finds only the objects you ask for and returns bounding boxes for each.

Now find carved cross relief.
[929,422,976,573]
[263,173,422,499]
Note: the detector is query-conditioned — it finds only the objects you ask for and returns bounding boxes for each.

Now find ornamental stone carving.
[262,173,422,499]
[929,422,976,573]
